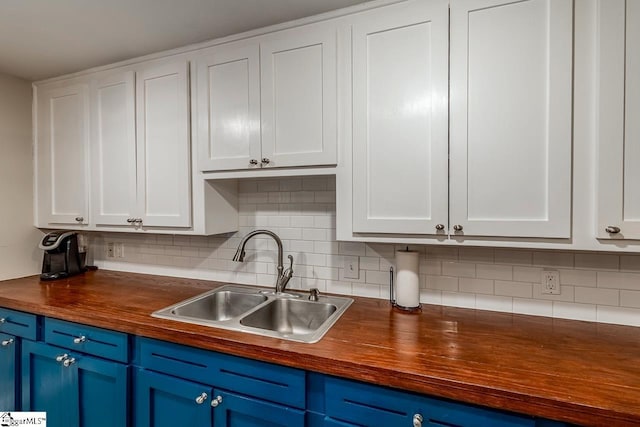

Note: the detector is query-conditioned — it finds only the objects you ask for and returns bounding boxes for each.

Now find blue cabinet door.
[21,340,76,426]
[212,389,305,427]
[134,368,213,427]
[0,333,18,410]
[21,340,128,427]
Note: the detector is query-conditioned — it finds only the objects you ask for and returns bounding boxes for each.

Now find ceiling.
[0,0,370,81]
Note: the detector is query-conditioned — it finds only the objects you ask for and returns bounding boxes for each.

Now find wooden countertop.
[1,270,639,426]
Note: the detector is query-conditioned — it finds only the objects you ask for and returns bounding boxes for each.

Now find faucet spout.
[233,229,293,294]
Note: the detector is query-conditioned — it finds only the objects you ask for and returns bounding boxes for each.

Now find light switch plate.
[343,256,359,279]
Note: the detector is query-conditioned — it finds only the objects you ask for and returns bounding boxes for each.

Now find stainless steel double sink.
[152,285,353,343]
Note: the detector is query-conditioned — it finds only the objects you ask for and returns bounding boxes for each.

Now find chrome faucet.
[232,229,294,294]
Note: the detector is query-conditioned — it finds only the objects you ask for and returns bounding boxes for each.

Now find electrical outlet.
[541,270,560,294]
[343,256,359,279]
[115,243,125,258]
[106,242,115,259]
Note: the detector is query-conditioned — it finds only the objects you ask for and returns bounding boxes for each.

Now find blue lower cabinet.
[0,333,19,410]
[21,340,128,427]
[134,368,213,427]
[212,389,305,427]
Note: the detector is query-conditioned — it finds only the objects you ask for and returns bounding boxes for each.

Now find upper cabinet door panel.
[450,0,573,238]
[260,23,338,168]
[37,83,89,226]
[352,0,449,234]
[597,0,640,239]
[136,60,192,228]
[195,41,261,172]
[90,71,137,226]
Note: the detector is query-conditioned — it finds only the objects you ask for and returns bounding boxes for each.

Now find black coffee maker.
[39,231,86,280]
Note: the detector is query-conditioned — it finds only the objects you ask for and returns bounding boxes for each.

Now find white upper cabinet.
[90,71,137,226]
[597,0,640,240]
[449,0,573,238]
[351,0,449,234]
[195,23,338,172]
[260,23,338,169]
[136,60,192,228]
[35,82,90,227]
[195,41,261,171]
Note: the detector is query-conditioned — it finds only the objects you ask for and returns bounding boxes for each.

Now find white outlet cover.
[541,270,560,295]
[343,256,359,279]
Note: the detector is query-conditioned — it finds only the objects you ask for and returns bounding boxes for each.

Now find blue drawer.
[136,337,306,409]
[44,318,129,363]
[0,307,37,340]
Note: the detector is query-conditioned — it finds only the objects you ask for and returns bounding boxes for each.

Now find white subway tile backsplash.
[92,176,640,328]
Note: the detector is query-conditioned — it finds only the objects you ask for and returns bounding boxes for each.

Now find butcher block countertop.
[1,270,639,426]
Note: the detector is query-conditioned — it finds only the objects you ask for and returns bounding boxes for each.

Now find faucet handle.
[309,288,320,301]
[287,254,294,270]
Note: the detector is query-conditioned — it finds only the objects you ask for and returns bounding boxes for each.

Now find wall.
[0,73,43,280]
[93,176,640,327]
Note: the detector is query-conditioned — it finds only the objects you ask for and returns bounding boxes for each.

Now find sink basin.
[169,290,267,321]
[240,299,337,334]
[152,285,353,343]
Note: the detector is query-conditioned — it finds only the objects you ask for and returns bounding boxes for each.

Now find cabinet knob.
[126,218,136,223]
[73,335,86,344]
[453,224,463,231]
[412,414,424,427]
[63,357,76,367]
[435,224,445,231]
[210,395,223,408]
[249,159,258,165]
[605,226,621,234]
[75,217,84,223]
[195,392,208,405]
[55,353,69,362]
[1,338,14,347]
[261,158,270,165]
[134,218,143,225]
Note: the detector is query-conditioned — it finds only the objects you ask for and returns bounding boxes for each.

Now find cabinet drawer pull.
[126,218,136,223]
[413,414,423,427]
[134,218,143,225]
[435,224,445,231]
[0,317,5,324]
[249,159,258,165]
[56,353,69,362]
[210,395,223,408]
[605,226,621,234]
[73,335,86,344]
[261,158,270,165]
[63,357,76,367]
[1,338,14,346]
[195,392,208,404]
[75,217,84,222]
[453,224,463,231]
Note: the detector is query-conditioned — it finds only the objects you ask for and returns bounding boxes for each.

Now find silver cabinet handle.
[453,224,463,231]
[249,159,258,165]
[1,338,14,346]
[126,218,136,223]
[210,395,223,408]
[75,217,84,222]
[195,392,208,404]
[261,158,270,165]
[56,354,69,362]
[0,318,5,324]
[605,226,621,234]
[135,218,143,225]
[413,414,424,427]
[435,224,445,231]
[63,357,76,367]
[73,336,86,344]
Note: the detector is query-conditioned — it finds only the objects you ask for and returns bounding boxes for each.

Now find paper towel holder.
[389,266,422,313]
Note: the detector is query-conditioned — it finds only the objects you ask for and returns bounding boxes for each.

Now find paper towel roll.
[395,250,420,308]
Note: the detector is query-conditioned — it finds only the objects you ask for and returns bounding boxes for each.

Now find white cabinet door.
[597,0,640,239]
[195,41,261,171]
[90,71,137,226]
[260,22,338,168]
[351,0,449,234]
[136,60,192,228]
[36,83,90,226]
[450,0,573,238]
